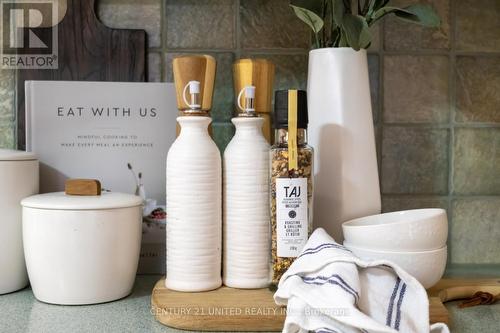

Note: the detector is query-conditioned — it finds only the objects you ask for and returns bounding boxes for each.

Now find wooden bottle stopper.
[173,55,216,111]
[233,58,275,114]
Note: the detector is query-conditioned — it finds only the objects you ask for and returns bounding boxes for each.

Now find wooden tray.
[151,278,500,331]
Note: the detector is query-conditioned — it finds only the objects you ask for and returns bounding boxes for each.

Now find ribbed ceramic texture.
[308,48,381,242]
[166,116,222,292]
[223,117,270,288]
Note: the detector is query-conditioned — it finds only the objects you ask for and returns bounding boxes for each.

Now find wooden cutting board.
[16,0,146,150]
[151,277,500,331]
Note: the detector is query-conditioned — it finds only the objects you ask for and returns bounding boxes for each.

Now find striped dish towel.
[274,228,449,333]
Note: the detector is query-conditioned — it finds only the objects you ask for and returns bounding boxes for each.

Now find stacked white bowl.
[342,208,448,289]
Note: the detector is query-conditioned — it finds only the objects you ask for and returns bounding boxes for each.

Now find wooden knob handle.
[173,55,216,111]
[65,179,102,196]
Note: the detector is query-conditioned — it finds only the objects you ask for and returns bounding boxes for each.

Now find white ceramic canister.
[21,192,142,305]
[223,114,270,288]
[0,149,39,295]
[166,116,222,292]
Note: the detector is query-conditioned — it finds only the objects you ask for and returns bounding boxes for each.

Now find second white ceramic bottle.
[223,86,270,288]
[166,55,222,292]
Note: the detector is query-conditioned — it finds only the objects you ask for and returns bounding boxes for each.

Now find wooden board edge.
[151,278,283,332]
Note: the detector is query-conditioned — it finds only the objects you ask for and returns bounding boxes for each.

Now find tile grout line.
[163,48,309,54]
[235,0,241,58]
[378,17,385,205]
[160,0,168,82]
[446,0,458,265]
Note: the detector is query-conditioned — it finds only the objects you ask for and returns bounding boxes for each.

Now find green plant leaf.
[341,14,371,50]
[370,6,402,23]
[370,4,440,27]
[290,5,325,33]
[290,3,325,48]
[368,0,389,16]
[395,4,441,27]
[339,29,349,47]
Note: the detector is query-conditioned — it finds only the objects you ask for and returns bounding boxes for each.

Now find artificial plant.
[290,0,440,50]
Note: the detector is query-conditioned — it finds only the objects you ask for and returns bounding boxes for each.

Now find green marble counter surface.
[0,275,499,333]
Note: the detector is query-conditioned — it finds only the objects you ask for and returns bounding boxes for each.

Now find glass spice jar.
[270,90,313,285]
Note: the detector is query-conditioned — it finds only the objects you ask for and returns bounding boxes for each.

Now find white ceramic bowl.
[344,242,447,289]
[342,208,448,251]
[22,192,143,305]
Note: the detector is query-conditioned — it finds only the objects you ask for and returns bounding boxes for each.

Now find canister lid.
[21,191,143,210]
[0,149,37,161]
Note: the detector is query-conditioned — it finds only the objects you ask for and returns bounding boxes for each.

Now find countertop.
[1,275,499,333]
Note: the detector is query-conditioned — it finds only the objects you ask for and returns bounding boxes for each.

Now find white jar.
[223,117,270,288]
[166,116,222,292]
[21,192,143,305]
[0,149,38,294]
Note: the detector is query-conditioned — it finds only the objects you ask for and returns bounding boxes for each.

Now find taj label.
[276,178,308,257]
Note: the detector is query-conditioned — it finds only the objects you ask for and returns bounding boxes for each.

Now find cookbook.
[25,80,177,203]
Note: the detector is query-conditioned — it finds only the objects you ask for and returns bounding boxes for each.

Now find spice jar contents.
[271,146,313,284]
[270,89,313,285]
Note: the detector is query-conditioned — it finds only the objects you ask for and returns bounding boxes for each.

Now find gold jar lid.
[173,55,216,113]
[233,59,275,114]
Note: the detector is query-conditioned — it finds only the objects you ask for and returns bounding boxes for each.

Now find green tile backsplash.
[0,0,499,267]
[456,57,500,123]
[456,0,500,52]
[383,55,450,123]
[452,198,500,264]
[382,195,449,213]
[165,0,235,49]
[240,0,310,49]
[381,127,450,194]
[453,128,500,195]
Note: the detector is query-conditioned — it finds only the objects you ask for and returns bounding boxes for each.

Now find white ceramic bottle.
[166,55,222,292]
[223,86,270,288]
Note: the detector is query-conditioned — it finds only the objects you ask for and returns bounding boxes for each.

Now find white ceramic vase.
[223,117,270,288]
[307,48,381,242]
[166,116,222,292]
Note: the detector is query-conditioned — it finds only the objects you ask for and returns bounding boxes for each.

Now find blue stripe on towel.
[301,276,359,303]
[386,278,401,327]
[316,328,340,333]
[394,283,407,331]
[299,243,352,258]
[302,275,359,300]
